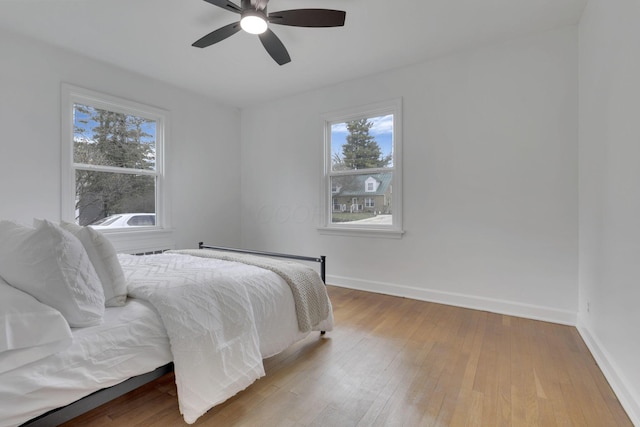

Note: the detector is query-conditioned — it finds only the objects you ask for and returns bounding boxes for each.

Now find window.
[320,99,403,238]
[365,177,377,192]
[61,84,168,232]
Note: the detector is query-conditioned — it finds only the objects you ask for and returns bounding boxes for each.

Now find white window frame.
[319,98,404,238]
[61,84,172,246]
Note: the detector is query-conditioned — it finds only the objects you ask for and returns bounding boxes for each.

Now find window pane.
[73,103,156,170]
[126,215,156,226]
[330,172,393,225]
[75,170,155,226]
[331,114,393,171]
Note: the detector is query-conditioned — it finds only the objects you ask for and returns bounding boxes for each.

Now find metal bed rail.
[198,242,326,284]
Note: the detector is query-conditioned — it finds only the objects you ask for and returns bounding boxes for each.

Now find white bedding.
[0,252,333,427]
[120,253,333,424]
[0,299,171,427]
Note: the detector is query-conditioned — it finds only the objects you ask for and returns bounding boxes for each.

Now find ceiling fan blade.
[203,0,241,13]
[258,29,291,65]
[192,21,241,48]
[268,9,346,27]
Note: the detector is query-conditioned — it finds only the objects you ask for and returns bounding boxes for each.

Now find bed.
[0,219,332,427]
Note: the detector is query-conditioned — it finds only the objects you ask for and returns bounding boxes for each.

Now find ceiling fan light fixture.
[193,0,347,65]
[240,10,268,34]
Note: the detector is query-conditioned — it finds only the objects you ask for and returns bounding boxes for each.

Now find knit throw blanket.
[168,249,330,333]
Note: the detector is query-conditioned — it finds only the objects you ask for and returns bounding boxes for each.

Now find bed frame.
[198,243,326,284]
[22,244,327,426]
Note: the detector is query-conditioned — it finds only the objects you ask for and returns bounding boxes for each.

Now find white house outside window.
[320,98,403,238]
[61,84,169,237]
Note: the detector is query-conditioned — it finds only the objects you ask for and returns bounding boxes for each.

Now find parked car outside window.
[89,213,156,229]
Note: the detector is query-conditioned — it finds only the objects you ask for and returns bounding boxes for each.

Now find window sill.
[317,226,404,239]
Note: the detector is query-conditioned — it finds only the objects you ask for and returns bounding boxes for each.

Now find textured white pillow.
[0,277,73,374]
[61,221,127,307]
[0,220,104,327]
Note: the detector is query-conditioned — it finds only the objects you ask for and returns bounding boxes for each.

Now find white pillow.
[0,220,105,327]
[60,221,127,307]
[0,277,73,374]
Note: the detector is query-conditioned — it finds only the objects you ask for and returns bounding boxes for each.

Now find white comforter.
[119,253,331,424]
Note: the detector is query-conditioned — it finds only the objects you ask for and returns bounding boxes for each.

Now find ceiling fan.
[192,0,346,65]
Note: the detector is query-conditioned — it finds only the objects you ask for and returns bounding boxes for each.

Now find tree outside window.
[73,104,157,225]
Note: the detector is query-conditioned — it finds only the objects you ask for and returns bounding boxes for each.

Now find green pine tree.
[73,104,156,225]
[341,119,392,169]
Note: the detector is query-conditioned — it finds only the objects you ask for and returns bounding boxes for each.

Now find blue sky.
[331,114,394,166]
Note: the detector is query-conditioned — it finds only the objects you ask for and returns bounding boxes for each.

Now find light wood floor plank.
[61,286,633,427]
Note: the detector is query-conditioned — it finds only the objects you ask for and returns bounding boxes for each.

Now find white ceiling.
[0,0,586,108]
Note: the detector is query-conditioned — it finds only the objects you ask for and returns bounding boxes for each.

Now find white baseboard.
[577,319,640,427]
[327,274,577,326]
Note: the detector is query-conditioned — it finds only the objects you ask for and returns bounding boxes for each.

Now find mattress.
[0,299,172,427]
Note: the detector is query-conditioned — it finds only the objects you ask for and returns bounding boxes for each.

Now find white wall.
[241,27,579,324]
[579,0,640,424]
[0,28,242,251]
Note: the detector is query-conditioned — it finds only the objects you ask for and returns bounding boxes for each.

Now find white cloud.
[369,115,393,135]
[331,114,393,135]
[331,122,348,134]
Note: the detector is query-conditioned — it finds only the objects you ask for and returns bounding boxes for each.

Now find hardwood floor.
[62,286,632,426]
